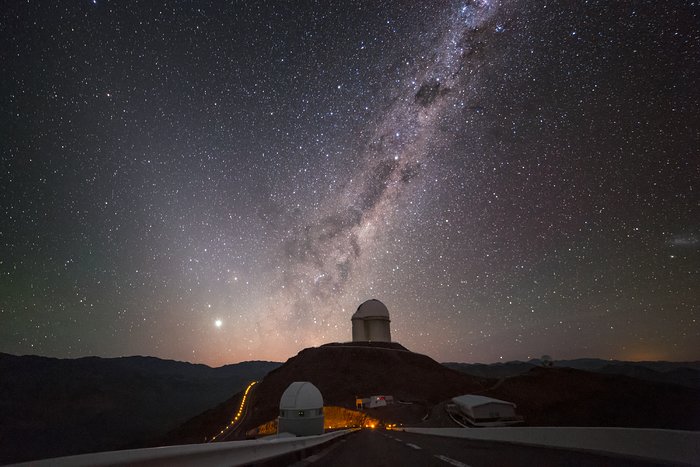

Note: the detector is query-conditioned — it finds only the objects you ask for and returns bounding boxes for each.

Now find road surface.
[307,429,675,467]
[210,381,257,442]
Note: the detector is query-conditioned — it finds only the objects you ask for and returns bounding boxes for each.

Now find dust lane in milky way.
[260,1,504,352]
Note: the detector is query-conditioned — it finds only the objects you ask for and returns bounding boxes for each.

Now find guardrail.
[403,427,700,466]
[12,429,356,467]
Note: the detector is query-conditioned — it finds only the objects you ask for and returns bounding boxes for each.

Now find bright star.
[214,319,222,328]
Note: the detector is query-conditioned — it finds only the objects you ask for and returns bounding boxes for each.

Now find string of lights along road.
[210,381,257,442]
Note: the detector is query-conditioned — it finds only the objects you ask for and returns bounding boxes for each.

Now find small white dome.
[279,382,323,410]
[352,299,390,320]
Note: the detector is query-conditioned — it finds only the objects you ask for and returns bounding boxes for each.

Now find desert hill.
[168,346,700,445]
[0,353,280,464]
[165,342,490,443]
[5,347,700,464]
[481,366,700,430]
[244,343,490,430]
[443,359,700,389]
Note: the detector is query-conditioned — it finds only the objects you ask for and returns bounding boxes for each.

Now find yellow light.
[209,381,258,441]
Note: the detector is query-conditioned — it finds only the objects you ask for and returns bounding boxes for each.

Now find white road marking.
[434,454,471,467]
[405,443,422,450]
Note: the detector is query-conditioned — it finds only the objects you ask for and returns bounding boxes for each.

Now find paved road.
[309,429,674,467]
[211,381,257,442]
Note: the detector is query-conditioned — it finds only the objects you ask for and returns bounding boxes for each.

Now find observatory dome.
[351,299,391,342]
[279,381,323,411]
[278,382,324,436]
[352,299,390,319]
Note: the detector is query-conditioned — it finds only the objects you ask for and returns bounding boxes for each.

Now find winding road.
[209,381,257,442]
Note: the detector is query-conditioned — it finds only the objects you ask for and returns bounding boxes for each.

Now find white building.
[351,299,391,342]
[278,382,324,436]
[450,394,522,427]
[355,395,394,409]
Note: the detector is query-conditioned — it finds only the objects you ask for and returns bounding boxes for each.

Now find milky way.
[1,0,698,365]
[267,1,502,344]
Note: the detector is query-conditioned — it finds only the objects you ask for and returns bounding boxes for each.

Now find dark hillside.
[0,353,279,464]
[167,343,490,444]
[243,343,490,432]
[483,367,700,430]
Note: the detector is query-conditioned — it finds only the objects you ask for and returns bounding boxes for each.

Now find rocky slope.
[0,353,280,464]
[169,345,700,445]
[481,366,700,430]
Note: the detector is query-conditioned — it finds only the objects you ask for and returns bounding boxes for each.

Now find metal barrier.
[12,429,356,467]
[402,427,700,466]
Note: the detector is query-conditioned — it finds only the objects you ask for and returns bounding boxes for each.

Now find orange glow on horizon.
[617,344,671,362]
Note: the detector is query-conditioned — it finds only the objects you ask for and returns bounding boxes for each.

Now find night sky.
[2,1,699,367]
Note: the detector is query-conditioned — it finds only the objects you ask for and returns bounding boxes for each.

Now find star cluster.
[1,0,698,366]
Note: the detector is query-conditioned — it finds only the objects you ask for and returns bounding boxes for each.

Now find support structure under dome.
[351,299,391,342]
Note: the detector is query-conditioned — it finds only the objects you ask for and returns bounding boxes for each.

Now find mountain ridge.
[443,358,700,388]
[4,350,700,464]
[0,352,280,464]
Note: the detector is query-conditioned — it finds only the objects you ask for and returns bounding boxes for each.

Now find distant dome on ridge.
[351,299,391,342]
[352,299,390,319]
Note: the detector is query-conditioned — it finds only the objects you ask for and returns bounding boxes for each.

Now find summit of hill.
[243,343,490,430]
[165,342,489,443]
[167,344,700,445]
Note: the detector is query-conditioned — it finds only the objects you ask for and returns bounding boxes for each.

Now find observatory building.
[351,299,391,342]
[450,394,522,427]
[278,382,324,436]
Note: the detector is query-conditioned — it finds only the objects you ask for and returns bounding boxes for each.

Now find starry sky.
[2,0,699,367]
